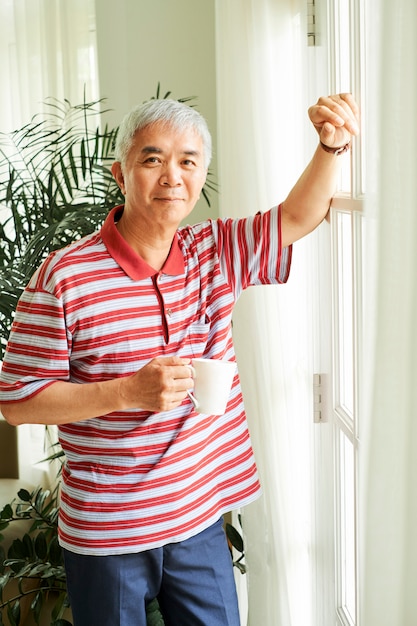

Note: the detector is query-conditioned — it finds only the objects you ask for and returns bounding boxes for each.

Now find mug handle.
[186,364,199,409]
[187,390,199,409]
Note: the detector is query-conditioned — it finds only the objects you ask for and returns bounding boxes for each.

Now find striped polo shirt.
[0,204,291,555]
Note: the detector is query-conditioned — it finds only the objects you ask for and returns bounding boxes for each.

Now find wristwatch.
[320,141,351,155]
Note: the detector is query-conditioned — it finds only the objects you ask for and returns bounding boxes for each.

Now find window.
[332,206,363,626]
[309,0,366,624]
[328,0,366,624]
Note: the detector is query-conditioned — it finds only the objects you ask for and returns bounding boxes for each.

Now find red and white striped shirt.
[0,205,291,555]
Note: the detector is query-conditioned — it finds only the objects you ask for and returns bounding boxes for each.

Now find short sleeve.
[0,276,70,403]
[211,204,292,298]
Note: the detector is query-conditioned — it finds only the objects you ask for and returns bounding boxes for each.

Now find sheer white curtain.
[0,0,98,485]
[215,2,321,624]
[0,0,98,133]
[361,0,417,624]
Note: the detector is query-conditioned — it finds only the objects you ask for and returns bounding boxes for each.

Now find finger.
[339,92,360,121]
[317,94,360,135]
[310,95,358,131]
[332,94,360,135]
[155,393,189,412]
[154,355,191,367]
[157,365,194,397]
[175,374,195,393]
[319,121,338,146]
[169,364,194,381]
[309,101,345,128]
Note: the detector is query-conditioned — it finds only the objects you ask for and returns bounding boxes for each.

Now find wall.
[94,0,219,223]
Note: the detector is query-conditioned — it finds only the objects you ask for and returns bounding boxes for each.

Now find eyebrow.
[141,146,201,158]
[141,146,162,155]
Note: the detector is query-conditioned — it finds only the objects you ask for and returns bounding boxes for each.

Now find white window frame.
[311,0,366,624]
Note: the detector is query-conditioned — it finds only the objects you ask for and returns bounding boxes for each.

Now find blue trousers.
[63,517,240,626]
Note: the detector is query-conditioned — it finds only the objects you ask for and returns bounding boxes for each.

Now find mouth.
[155,196,183,202]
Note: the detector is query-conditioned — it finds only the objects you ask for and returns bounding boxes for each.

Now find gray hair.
[114,99,212,169]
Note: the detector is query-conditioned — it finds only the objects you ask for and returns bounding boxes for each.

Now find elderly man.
[0,94,359,626]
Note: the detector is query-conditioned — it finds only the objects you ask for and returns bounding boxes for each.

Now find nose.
[159,163,182,187]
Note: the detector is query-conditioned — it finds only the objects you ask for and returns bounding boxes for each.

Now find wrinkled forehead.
[130,121,206,160]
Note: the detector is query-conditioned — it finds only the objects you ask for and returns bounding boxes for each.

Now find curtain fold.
[215,2,321,624]
[361,0,417,624]
[0,0,98,132]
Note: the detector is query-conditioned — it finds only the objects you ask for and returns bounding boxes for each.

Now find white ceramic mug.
[187,358,236,415]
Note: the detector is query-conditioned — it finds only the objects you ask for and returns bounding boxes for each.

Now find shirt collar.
[100,206,185,281]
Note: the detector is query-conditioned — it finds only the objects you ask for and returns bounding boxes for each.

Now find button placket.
[153,273,170,343]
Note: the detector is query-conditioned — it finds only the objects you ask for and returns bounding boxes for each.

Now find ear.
[111,161,126,195]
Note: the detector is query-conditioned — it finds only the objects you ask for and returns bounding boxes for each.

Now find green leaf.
[35,488,50,512]
[0,504,13,520]
[28,562,49,576]
[8,538,26,560]
[225,523,244,553]
[17,489,32,502]
[31,590,43,623]
[146,597,165,625]
[234,561,247,575]
[42,449,66,463]
[15,503,32,519]
[6,558,27,575]
[67,145,79,189]
[34,532,48,560]
[23,533,34,559]
[29,520,44,533]
[7,599,21,626]
[39,563,55,578]
[80,138,87,178]
[0,571,12,597]
[48,507,60,525]
[51,590,68,620]
[50,595,63,619]
[48,536,63,566]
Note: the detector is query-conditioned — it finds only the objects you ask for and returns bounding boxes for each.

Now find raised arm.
[281,93,360,248]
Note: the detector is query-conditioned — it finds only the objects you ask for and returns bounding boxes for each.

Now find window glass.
[338,431,356,622]
[335,211,354,422]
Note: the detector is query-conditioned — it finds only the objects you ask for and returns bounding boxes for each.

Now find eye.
[143,156,161,165]
[182,159,196,167]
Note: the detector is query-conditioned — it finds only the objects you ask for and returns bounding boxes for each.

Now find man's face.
[112,121,208,232]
